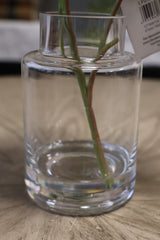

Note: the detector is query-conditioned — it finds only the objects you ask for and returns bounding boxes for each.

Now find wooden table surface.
[0,76,159,240]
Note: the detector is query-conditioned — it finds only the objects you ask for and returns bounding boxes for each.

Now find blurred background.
[0,0,159,76]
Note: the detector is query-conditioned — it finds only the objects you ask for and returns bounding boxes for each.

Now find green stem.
[59,0,66,58]
[97,0,123,57]
[63,0,80,61]
[87,70,110,177]
[74,68,110,178]
[62,1,110,178]
[58,0,122,186]
[94,38,119,62]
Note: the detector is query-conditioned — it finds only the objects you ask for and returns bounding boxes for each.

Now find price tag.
[121,0,160,59]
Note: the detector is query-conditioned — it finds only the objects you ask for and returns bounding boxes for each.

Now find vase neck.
[40,12,126,61]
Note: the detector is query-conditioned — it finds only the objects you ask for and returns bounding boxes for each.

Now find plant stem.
[62,1,110,176]
[62,1,111,178]
[88,70,110,177]
[59,0,66,58]
[74,68,110,178]
[97,0,123,58]
[58,0,122,186]
[95,38,118,62]
[63,0,80,61]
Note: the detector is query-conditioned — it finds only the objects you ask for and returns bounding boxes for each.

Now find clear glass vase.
[22,12,142,216]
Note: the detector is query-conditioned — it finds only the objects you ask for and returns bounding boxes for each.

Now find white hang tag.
[121,0,160,60]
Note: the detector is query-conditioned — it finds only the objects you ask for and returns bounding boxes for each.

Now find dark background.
[0,0,159,77]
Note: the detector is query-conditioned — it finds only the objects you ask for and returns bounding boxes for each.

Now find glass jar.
[22,12,142,216]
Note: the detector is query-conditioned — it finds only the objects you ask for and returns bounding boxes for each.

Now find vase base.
[25,141,136,216]
[27,184,135,216]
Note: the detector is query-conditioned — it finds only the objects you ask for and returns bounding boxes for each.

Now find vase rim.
[40,11,126,19]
